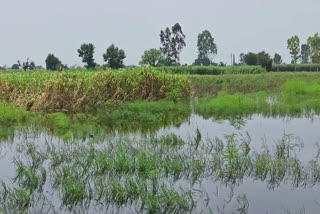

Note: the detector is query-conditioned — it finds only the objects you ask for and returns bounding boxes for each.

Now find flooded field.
[1,111,320,214]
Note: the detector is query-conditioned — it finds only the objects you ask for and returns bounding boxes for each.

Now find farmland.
[0,68,320,213]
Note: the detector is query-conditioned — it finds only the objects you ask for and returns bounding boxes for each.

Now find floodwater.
[0,113,320,214]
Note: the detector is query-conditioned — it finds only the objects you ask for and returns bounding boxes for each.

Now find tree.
[273,53,283,64]
[287,35,301,64]
[307,33,320,64]
[257,51,272,71]
[301,44,310,64]
[160,23,186,65]
[45,54,62,71]
[17,58,36,71]
[243,52,258,65]
[11,64,19,70]
[77,43,96,69]
[239,53,245,65]
[139,48,164,67]
[103,44,126,69]
[194,30,217,66]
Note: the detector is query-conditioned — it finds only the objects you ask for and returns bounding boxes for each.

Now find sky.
[0,0,319,67]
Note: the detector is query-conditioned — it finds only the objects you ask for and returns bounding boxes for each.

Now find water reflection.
[1,112,320,213]
[0,126,320,213]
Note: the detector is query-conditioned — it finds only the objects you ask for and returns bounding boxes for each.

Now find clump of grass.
[0,102,29,124]
[196,91,268,119]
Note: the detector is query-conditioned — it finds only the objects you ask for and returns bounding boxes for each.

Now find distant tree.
[77,43,96,69]
[17,58,36,71]
[0,65,7,70]
[45,54,62,71]
[160,23,186,65]
[35,65,44,70]
[287,35,301,64]
[193,30,217,66]
[257,51,272,71]
[273,53,283,64]
[239,53,245,64]
[307,33,320,64]
[11,64,20,70]
[103,44,126,69]
[139,48,164,67]
[301,44,310,64]
[243,52,258,65]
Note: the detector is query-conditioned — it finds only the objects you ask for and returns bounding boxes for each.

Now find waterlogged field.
[1,71,320,213]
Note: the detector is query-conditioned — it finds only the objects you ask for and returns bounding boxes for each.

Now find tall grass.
[0,68,191,112]
[155,65,266,75]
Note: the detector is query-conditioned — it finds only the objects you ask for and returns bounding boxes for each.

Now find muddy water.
[0,114,320,213]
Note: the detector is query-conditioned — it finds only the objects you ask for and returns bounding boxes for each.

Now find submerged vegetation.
[0,131,319,213]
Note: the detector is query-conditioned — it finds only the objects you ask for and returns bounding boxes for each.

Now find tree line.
[1,23,320,71]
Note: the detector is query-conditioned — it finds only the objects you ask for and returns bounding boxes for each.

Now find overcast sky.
[0,0,319,67]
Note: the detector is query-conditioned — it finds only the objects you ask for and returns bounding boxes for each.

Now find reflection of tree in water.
[0,132,318,213]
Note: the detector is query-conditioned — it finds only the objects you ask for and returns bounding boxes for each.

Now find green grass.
[196,80,320,119]
[191,72,320,97]
[0,103,29,124]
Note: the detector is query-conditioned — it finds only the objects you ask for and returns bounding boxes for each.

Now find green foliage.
[301,44,310,64]
[77,43,96,69]
[287,35,301,64]
[194,30,217,66]
[103,44,126,69]
[242,51,272,71]
[196,92,269,118]
[139,49,164,67]
[17,58,36,71]
[45,53,62,71]
[156,65,266,75]
[11,64,20,70]
[243,52,258,65]
[307,33,320,63]
[273,53,282,64]
[160,23,186,65]
[0,103,29,124]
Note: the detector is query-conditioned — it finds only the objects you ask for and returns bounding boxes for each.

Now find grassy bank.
[191,72,320,97]
[196,81,320,119]
[0,68,191,112]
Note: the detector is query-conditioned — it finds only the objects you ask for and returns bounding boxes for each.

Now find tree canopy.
[160,23,186,66]
[193,30,217,66]
[287,35,301,64]
[307,33,320,64]
[78,43,96,69]
[273,53,282,64]
[45,54,62,71]
[139,49,164,67]
[103,44,126,69]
